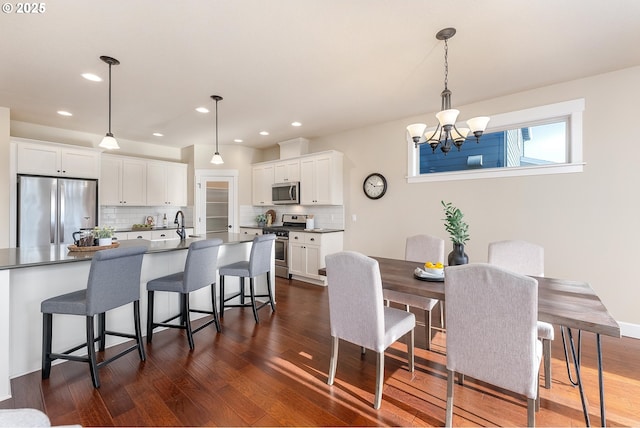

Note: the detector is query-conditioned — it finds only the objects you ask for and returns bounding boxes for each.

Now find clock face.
[363,173,387,200]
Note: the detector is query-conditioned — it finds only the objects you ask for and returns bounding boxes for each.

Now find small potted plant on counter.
[256,214,267,227]
[93,226,115,247]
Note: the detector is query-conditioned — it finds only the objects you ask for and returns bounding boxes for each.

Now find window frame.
[406,99,585,183]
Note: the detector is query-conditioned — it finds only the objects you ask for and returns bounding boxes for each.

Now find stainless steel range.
[263,214,309,278]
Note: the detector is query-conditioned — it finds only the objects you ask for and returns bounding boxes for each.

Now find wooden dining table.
[320,256,621,427]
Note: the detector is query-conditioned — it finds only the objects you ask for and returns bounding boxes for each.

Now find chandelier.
[407,28,489,155]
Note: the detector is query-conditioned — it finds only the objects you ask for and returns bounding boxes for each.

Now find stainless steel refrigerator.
[17,175,98,247]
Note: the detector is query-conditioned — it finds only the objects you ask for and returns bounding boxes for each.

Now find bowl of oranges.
[423,261,444,276]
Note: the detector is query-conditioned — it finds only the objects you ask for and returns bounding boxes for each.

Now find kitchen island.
[0,233,274,401]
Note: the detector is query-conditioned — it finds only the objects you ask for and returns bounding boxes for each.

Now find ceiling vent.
[278,138,309,159]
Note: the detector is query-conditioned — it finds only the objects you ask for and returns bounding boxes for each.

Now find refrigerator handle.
[50,180,57,244]
[58,181,65,243]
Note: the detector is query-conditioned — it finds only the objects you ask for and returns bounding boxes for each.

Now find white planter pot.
[98,238,112,246]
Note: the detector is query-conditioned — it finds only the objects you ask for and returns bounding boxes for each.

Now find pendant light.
[210,95,224,164]
[99,55,120,150]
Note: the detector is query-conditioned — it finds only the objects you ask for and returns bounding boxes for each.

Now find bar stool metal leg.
[42,313,53,379]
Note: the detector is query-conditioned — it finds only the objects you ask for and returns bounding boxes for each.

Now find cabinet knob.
[310,238,315,242]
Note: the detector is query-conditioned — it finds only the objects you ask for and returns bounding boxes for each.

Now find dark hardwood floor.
[2,277,640,426]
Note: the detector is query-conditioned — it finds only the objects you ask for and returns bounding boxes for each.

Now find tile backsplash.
[100,206,193,231]
[240,205,344,230]
[101,204,343,232]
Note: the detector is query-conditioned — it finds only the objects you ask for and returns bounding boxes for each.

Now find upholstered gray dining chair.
[444,263,542,427]
[325,251,415,409]
[219,234,276,323]
[41,246,147,388]
[383,234,445,350]
[488,239,554,389]
[147,238,223,350]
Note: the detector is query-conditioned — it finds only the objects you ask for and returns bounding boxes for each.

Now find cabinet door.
[121,159,147,205]
[100,156,123,205]
[274,160,300,183]
[166,163,187,206]
[289,242,306,276]
[312,156,332,204]
[60,148,100,178]
[299,158,316,205]
[305,245,321,278]
[17,143,59,175]
[252,165,274,205]
[146,162,167,206]
[300,153,343,205]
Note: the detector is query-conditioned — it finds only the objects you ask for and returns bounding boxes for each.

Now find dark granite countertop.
[239,225,344,234]
[0,232,253,271]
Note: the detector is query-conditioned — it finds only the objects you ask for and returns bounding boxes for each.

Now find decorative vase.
[448,243,469,266]
[98,237,112,247]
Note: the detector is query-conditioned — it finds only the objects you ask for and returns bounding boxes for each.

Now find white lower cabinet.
[289,231,343,285]
[114,229,193,241]
[239,227,263,236]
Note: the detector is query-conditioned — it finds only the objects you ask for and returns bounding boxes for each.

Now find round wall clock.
[363,173,387,200]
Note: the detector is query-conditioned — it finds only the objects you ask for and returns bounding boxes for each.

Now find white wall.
[311,66,640,332]
[0,108,10,248]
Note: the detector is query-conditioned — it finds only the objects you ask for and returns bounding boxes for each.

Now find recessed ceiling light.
[81,73,102,82]
[57,110,73,116]
[291,121,302,127]
[196,107,209,113]
[234,139,243,143]
[153,132,164,137]
[259,131,269,136]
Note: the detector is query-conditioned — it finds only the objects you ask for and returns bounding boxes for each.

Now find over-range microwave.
[272,182,300,205]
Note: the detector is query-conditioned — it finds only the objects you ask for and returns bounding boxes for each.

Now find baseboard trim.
[619,322,640,339]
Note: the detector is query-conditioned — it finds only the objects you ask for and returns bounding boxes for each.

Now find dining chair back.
[326,251,415,409]
[488,239,544,276]
[488,239,554,389]
[383,234,445,350]
[444,263,542,426]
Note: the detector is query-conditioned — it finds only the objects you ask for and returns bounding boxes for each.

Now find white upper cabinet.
[16,140,100,179]
[101,155,147,206]
[252,164,274,206]
[146,161,187,206]
[300,151,343,205]
[273,159,300,183]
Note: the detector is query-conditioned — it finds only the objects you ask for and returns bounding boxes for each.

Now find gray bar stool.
[41,246,147,388]
[146,238,223,350]
[219,234,276,323]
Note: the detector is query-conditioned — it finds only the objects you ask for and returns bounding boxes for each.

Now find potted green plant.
[256,214,267,227]
[441,200,469,266]
[93,226,115,247]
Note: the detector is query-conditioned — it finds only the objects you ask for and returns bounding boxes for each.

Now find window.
[407,99,585,183]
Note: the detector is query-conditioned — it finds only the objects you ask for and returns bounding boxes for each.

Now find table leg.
[597,333,606,427]
[566,327,591,427]
[561,326,582,386]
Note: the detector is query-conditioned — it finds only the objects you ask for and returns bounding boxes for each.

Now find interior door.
[195,171,238,235]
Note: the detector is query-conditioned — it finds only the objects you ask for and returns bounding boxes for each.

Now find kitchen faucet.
[174,210,186,240]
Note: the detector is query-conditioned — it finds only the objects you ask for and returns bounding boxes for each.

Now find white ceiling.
[2,0,640,150]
